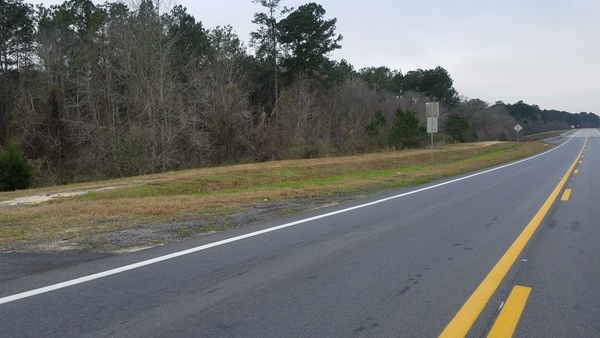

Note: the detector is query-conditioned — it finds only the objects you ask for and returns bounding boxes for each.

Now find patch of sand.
[0,187,120,207]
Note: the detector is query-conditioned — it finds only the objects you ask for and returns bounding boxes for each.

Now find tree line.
[1,0,598,188]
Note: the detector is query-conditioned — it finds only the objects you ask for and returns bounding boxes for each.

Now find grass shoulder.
[0,141,551,253]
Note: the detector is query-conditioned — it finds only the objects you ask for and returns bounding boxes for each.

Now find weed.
[176,227,190,236]
[277,207,297,216]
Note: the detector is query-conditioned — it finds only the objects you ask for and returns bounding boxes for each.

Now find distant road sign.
[514,124,522,132]
[426,102,439,118]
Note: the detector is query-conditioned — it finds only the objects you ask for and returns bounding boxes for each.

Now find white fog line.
[0,135,577,305]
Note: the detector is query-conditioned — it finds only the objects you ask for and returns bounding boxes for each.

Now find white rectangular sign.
[427,117,438,133]
[426,102,440,118]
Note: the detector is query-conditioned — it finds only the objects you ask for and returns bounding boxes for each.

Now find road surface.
[1,129,599,337]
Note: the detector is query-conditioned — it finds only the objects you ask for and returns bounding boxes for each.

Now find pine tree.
[0,141,33,191]
[389,109,426,149]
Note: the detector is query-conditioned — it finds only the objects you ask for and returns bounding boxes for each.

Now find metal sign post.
[514,124,522,142]
[426,102,439,165]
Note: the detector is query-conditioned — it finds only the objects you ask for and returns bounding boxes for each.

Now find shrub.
[445,114,476,142]
[0,141,33,191]
[284,138,311,159]
[365,110,388,148]
[389,109,427,149]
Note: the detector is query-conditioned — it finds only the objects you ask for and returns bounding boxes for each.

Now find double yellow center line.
[439,137,587,337]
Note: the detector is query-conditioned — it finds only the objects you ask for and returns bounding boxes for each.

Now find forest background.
[1,0,599,187]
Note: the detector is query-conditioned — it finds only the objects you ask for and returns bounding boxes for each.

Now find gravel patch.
[98,194,360,251]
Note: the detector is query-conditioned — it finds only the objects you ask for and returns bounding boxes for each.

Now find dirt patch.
[0,187,123,207]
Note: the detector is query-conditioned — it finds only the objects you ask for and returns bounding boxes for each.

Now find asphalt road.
[1,129,598,337]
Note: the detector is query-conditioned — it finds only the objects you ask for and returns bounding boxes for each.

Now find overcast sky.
[38,0,600,114]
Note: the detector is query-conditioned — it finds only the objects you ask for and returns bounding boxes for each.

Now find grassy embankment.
[0,141,551,252]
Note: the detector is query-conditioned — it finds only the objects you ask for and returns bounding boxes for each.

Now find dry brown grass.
[0,141,551,251]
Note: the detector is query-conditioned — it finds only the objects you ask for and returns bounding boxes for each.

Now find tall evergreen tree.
[402,66,459,107]
[250,0,290,108]
[277,2,342,85]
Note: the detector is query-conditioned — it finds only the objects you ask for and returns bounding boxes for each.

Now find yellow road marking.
[574,169,579,174]
[487,285,532,338]
[439,138,586,338]
[561,189,572,201]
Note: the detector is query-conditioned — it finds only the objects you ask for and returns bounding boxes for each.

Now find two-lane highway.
[1,129,598,337]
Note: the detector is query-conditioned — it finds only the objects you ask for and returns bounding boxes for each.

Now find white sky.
[38,0,600,114]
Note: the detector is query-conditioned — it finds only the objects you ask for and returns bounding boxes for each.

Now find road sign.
[426,101,439,165]
[427,117,438,133]
[514,124,522,142]
[426,102,439,118]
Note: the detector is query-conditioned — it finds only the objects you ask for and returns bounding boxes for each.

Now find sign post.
[426,102,439,165]
[514,124,522,142]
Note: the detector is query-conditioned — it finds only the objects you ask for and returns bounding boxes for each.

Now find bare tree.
[199,26,254,164]
[470,104,519,141]
[319,78,380,153]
